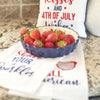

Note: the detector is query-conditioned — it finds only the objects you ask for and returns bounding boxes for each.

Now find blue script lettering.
[0,62,10,71]
[12,57,33,64]
[9,66,15,72]
[45,20,69,28]
[0,62,34,77]
[43,77,80,86]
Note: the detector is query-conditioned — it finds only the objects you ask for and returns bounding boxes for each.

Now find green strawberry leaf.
[21,35,25,40]
[32,26,35,29]
[57,41,67,46]
[57,31,60,36]
[51,29,53,32]
[26,31,30,35]
[54,29,57,33]
[36,40,44,47]
[62,31,66,34]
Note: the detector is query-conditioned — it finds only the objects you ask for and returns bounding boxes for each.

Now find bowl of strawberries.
[20,26,79,58]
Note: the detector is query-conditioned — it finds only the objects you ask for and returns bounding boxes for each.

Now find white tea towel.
[8,40,88,100]
[0,42,62,97]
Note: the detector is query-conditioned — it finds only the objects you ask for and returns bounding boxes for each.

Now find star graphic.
[54,20,56,23]
[64,7,67,9]
[71,24,73,27]
[47,7,50,9]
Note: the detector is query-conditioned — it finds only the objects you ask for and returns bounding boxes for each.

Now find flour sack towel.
[8,40,88,100]
[0,42,62,96]
[36,0,88,38]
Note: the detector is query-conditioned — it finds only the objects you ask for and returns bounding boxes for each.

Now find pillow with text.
[36,0,88,38]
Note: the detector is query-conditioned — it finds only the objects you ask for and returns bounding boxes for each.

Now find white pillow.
[36,0,88,38]
[86,0,100,37]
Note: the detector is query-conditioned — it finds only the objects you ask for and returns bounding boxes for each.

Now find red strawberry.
[62,36,70,45]
[33,40,44,47]
[42,31,53,38]
[56,41,67,48]
[30,29,40,40]
[66,34,75,44]
[20,29,28,36]
[40,35,46,43]
[24,35,34,45]
[45,33,58,42]
[56,31,66,40]
[45,42,55,48]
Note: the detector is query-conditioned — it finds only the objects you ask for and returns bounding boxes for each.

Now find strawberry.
[40,35,46,43]
[56,41,67,48]
[45,33,58,42]
[42,31,53,38]
[30,29,40,40]
[24,35,34,45]
[62,36,70,45]
[66,34,75,44]
[45,42,55,48]
[56,31,66,40]
[20,29,29,36]
[33,40,44,47]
